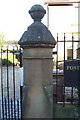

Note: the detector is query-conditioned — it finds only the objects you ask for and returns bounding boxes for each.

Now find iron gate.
[0,46,22,119]
[1,33,80,119]
[53,33,80,118]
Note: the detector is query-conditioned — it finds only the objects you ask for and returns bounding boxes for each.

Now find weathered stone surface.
[29,4,46,21]
[19,22,56,48]
[18,4,56,118]
[22,48,53,118]
[18,4,56,48]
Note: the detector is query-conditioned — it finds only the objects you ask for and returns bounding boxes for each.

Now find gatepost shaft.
[18,4,56,118]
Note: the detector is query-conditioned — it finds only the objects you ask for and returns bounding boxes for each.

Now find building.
[44,0,80,61]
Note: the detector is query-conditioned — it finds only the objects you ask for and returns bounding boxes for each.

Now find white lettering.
[66,66,80,71]
[66,66,70,70]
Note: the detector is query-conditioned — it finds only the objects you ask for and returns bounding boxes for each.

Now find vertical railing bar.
[17,99,19,120]
[63,33,66,107]
[20,48,22,120]
[77,36,80,114]
[4,98,7,120]
[11,98,13,120]
[13,47,16,119]
[7,47,10,119]
[55,33,58,103]
[72,33,74,59]
[20,48,22,67]
[1,47,4,119]
[71,33,74,104]
[78,60,80,115]
[0,99,1,120]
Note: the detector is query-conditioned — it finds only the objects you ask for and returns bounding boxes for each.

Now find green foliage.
[2,58,12,65]
[0,32,4,40]
[1,53,19,66]
[0,32,5,47]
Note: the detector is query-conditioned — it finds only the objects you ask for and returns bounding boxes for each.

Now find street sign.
[64,60,80,87]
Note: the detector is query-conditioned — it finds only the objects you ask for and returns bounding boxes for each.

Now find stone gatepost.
[18,4,56,118]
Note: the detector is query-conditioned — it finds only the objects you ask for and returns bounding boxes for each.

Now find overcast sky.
[0,0,78,40]
[0,0,45,40]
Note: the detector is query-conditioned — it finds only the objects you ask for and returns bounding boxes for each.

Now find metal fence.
[53,33,80,118]
[1,33,80,119]
[0,46,22,119]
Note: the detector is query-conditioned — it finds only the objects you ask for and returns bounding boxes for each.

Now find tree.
[0,32,5,47]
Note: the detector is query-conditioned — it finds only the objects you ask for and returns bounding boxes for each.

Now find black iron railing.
[53,33,80,118]
[53,33,80,104]
[0,46,22,119]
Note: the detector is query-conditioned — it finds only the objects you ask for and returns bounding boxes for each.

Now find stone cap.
[18,4,56,48]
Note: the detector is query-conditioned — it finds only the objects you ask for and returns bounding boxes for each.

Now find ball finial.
[29,4,46,21]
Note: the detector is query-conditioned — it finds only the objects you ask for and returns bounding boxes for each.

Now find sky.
[0,0,46,40]
[0,0,78,40]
